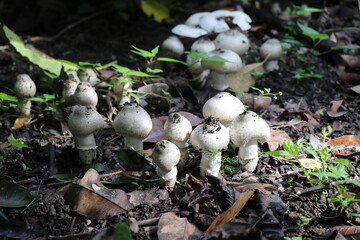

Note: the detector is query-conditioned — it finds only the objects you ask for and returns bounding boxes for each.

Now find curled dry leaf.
[11,115,33,130]
[326,135,360,156]
[267,129,291,151]
[331,225,360,238]
[350,85,360,94]
[327,100,346,117]
[337,65,360,84]
[227,62,264,92]
[157,212,202,240]
[57,168,132,219]
[341,55,360,69]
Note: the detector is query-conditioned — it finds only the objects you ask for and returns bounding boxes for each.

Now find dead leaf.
[144,111,202,142]
[204,191,254,235]
[231,182,276,195]
[337,65,360,84]
[238,93,272,113]
[11,115,33,130]
[227,62,264,92]
[57,168,132,219]
[267,129,291,151]
[341,55,360,69]
[157,212,203,240]
[326,135,360,156]
[298,158,322,170]
[332,225,360,238]
[327,100,346,117]
[127,187,169,207]
[350,85,360,94]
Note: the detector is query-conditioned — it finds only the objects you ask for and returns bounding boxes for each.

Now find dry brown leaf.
[204,191,254,236]
[337,66,360,84]
[227,62,264,92]
[238,93,272,113]
[349,85,360,94]
[231,182,276,195]
[11,115,33,130]
[326,135,360,156]
[127,187,169,207]
[327,100,346,117]
[57,168,132,219]
[267,129,291,151]
[332,225,360,238]
[144,111,202,142]
[157,212,203,240]
[341,55,360,69]
[298,158,322,170]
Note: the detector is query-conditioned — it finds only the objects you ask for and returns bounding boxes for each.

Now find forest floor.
[0,0,359,239]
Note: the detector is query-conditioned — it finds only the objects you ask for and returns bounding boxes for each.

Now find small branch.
[295,184,328,196]
[48,230,98,240]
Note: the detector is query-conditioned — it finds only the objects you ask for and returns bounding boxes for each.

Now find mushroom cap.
[190,37,216,53]
[14,74,36,99]
[164,112,192,143]
[68,106,104,137]
[259,38,283,60]
[74,82,98,107]
[229,111,271,147]
[161,35,185,57]
[185,12,210,27]
[190,117,230,152]
[214,29,250,55]
[186,56,203,75]
[63,78,79,103]
[113,102,152,139]
[202,48,242,73]
[202,92,244,127]
[78,68,98,86]
[171,24,207,38]
[152,140,180,172]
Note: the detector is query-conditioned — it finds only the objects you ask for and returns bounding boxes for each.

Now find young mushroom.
[190,117,230,177]
[13,74,36,116]
[67,106,104,165]
[214,29,250,56]
[161,35,185,58]
[78,68,98,86]
[113,102,152,155]
[152,140,181,188]
[202,92,244,129]
[164,112,192,170]
[229,111,271,172]
[62,73,80,105]
[259,38,283,72]
[74,82,98,108]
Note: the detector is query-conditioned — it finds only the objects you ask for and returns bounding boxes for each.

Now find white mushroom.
[229,111,271,172]
[62,75,80,105]
[152,140,181,188]
[13,74,36,116]
[164,112,192,170]
[67,106,104,165]
[113,80,133,107]
[74,82,98,108]
[187,37,216,75]
[161,35,185,58]
[259,38,283,72]
[78,68,98,86]
[202,92,244,128]
[185,12,210,27]
[113,102,152,155]
[190,117,230,177]
[214,29,250,56]
[171,24,208,38]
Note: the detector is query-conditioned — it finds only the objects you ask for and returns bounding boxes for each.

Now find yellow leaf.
[298,158,322,170]
[141,0,171,23]
[226,62,263,92]
[11,115,33,130]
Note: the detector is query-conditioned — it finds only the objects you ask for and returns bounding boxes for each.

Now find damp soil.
[0,0,359,239]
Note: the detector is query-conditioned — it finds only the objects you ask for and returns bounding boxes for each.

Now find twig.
[29,12,101,42]
[295,184,328,196]
[48,230,98,239]
[138,217,160,226]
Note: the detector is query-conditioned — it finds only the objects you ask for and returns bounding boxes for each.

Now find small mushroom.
[259,38,283,72]
[171,24,208,38]
[164,112,192,170]
[62,73,80,105]
[13,74,36,116]
[113,102,152,155]
[190,117,230,177]
[202,92,244,128]
[67,106,104,165]
[74,82,98,108]
[184,12,210,27]
[214,29,250,62]
[152,140,181,188]
[113,80,133,107]
[78,68,98,86]
[161,35,185,58]
[229,111,271,172]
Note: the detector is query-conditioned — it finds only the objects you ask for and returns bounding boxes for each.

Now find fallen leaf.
[0,180,34,207]
[332,225,360,239]
[232,182,276,195]
[298,158,322,170]
[341,55,360,69]
[326,135,360,156]
[267,129,291,151]
[327,100,347,117]
[238,93,272,113]
[157,212,203,240]
[57,168,132,219]
[227,62,264,92]
[141,0,171,23]
[11,115,33,130]
[204,191,254,235]
[337,65,360,84]
[127,187,169,207]
[350,85,360,94]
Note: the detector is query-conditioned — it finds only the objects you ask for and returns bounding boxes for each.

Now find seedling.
[7,134,28,148]
[297,216,312,227]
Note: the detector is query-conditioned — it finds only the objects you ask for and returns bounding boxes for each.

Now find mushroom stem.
[124,136,144,155]
[172,140,188,170]
[238,138,259,172]
[200,151,222,177]
[19,99,32,116]
[74,130,97,166]
[156,167,178,188]
[263,59,279,72]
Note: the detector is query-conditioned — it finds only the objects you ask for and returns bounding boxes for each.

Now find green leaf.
[204,55,231,63]
[0,23,78,76]
[90,163,109,172]
[113,222,133,240]
[131,45,155,58]
[328,164,349,178]
[151,45,160,55]
[157,57,187,65]
[140,0,171,23]
[126,71,156,77]
[303,146,319,159]
[146,68,163,73]
[264,150,290,157]
[297,22,329,40]
[50,173,76,181]
[0,92,18,102]
[7,134,28,148]
[331,158,351,166]
[0,180,34,207]
[311,171,338,179]
[344,179,360,187]
[330,44,360,50]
